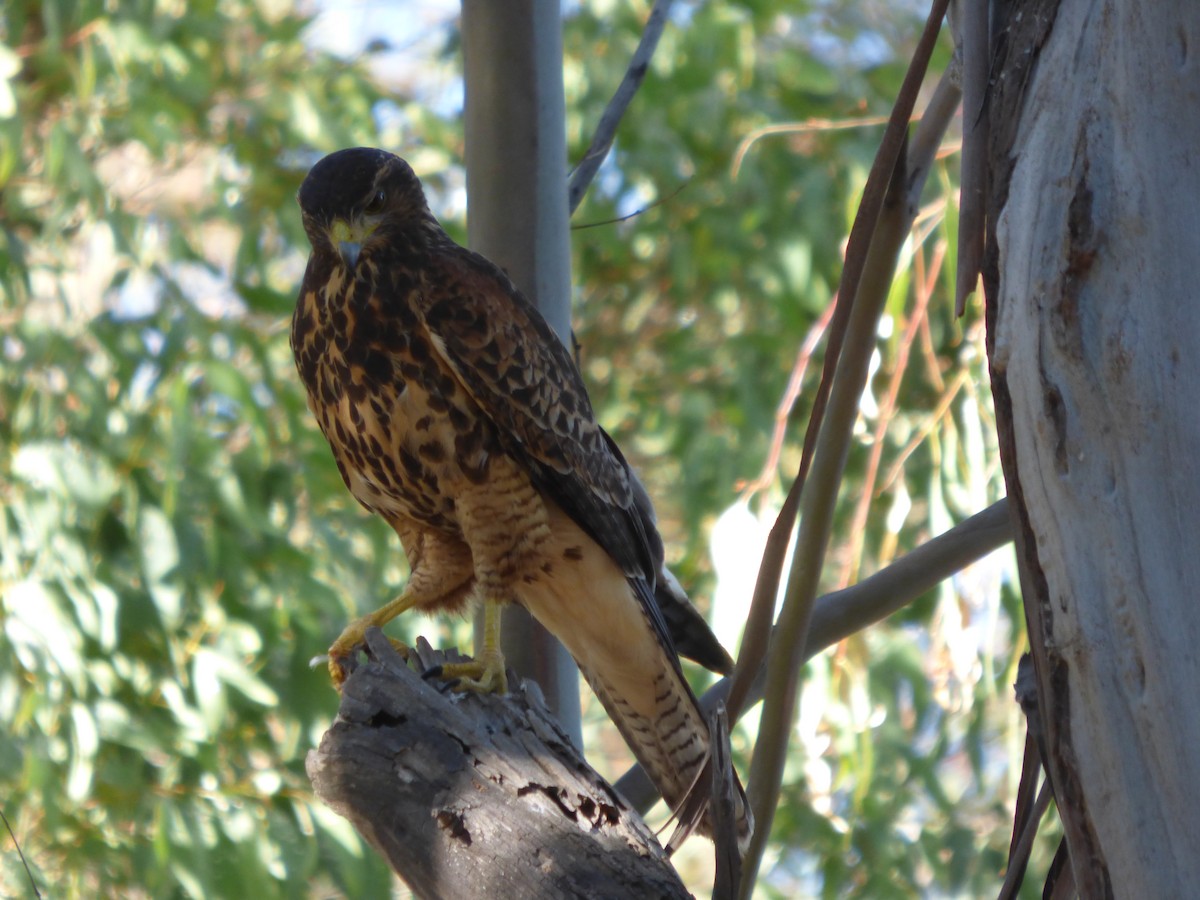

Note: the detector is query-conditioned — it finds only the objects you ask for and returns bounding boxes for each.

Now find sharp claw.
[422,657,506,696]
[436,653,507,694]
[324,592,420,688]
[325,622,413,691]
[328,654,352,690]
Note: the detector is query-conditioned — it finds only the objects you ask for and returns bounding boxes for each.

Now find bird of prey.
[292,147,748,849]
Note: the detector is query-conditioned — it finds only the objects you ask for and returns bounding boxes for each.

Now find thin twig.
[955,0,989,315]
[570,178,692,230]
[13,18,103,57]
[743,169,911,891]
[732,52,961,183]
[567,0,675,214]
[918,300,948,392]
[731,116,890,179]
[879,368,969,494]
[737,298,836,499]
[840,237,947,588]
[997,779,1054,900]
[726,3,956,728]
[0,807,41,899]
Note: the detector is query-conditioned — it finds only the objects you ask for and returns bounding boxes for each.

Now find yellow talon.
[326,594,506,693]
[327,591,418,688]
[436,601,508,694]
[438,651,508,694]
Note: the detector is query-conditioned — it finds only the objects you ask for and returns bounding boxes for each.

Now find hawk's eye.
[364,189,387,214]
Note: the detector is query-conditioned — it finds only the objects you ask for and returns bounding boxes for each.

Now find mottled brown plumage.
[292,147,747,849]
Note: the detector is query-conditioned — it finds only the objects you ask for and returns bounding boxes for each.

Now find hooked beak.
[339,240,362,269]
[329,219,373,270]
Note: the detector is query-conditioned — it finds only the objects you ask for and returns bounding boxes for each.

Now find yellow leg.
[438,601,508,694]
[327,590,419,687]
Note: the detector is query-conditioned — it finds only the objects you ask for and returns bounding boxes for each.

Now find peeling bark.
[306,632,691,900]
[985,1,1200,894]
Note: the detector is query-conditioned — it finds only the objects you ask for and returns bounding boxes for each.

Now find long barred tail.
[518,513,750,854]
[582,578,751,854]
[582,656,751,853]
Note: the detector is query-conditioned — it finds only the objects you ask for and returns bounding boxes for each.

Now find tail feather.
[656,566,735,675]
[583,658,750,853]
[581,576,750,854]
[583,665,708,840]
[519,509,749,853]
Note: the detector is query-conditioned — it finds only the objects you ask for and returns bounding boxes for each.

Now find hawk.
[292,147,748,849]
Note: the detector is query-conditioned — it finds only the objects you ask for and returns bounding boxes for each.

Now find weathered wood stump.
[306,630,691,899]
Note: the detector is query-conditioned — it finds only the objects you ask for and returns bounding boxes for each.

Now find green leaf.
[68,702,99,800]
[138,505,184,629]
[4,579,85,691]
[11,440,120,510]
[0,44,19,119]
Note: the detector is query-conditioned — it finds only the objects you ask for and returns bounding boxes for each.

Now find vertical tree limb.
[462,1,581,739]
[735,6,952,889]
[986,1,1200,894]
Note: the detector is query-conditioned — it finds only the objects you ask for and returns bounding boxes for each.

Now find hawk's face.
[298,147,431,270]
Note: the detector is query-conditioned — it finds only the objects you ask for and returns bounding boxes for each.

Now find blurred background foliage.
[0,0,1048,896]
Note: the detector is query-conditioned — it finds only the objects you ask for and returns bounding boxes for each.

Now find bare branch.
[732,5,953,888]
[618,499,1013,815]
[998,782,1054,900]
[725,0,955,730]
[567,0,675,214]
[954,0,989,314]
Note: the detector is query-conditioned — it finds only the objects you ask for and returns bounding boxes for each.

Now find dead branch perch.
[306,631,691,900]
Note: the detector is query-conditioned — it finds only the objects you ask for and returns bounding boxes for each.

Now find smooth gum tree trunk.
[986,3,1200,895]
[461,0,582,742]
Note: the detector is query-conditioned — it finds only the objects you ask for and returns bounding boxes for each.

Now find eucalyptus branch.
[723,5,958,734]
[567,0,675,214]
[955,0,989,314]
[734,2,953,891]
[998,782,1054,900]
[907,58,964,206]
[740,174,914,891]
[615,499,1013,814]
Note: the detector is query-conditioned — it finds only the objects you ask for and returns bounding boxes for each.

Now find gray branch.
[618,499,1014,810]
[567,0,675,214]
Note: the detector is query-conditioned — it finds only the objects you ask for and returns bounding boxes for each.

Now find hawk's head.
[298,147,431,270]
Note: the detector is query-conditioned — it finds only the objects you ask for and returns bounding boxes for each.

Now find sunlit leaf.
[138,505,184,629]
[67,702,99,800]
[12,441,120,510]
[4,579,86,690]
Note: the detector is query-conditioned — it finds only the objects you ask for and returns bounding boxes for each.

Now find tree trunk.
[985,2,1200,894]
[306,631,690,899]
[461,0,582,741]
